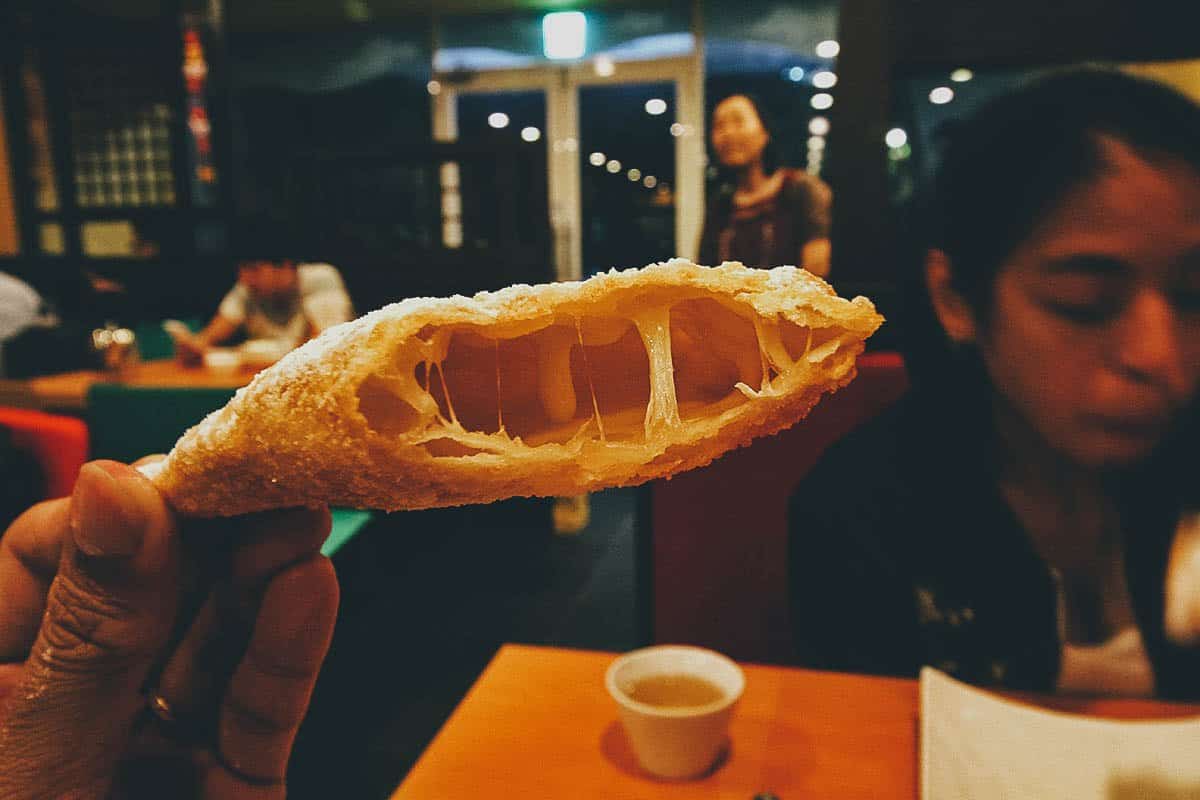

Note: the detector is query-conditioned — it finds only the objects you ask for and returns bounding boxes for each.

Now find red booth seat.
[0,407,89,500]
[650,352,909,664]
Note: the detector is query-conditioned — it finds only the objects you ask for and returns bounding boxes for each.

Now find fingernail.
[70,462,149,557]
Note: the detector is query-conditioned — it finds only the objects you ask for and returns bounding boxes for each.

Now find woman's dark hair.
[903,68,1200,395]
[901,67,1200,502]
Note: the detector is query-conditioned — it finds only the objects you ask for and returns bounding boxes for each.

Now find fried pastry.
[143,260,883,515]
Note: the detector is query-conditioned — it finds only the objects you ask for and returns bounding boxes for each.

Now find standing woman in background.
[699,94,832,276]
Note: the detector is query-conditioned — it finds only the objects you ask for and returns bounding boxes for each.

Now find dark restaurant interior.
[1,0,1199,798]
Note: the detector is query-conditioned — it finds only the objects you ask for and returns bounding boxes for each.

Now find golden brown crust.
[144,260,883,516]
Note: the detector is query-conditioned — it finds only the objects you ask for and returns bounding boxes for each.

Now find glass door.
[578,81,676,275]
[432,53,703,281]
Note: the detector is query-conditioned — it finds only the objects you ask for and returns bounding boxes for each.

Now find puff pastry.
[143,260,883,515]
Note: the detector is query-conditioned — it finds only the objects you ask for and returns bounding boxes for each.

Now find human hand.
[801,237,832,278]
[165,320,207,366]
[0,459,339,799]
[173,333,208,366]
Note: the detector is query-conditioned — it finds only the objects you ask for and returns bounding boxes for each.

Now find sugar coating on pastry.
[144,259,884,515]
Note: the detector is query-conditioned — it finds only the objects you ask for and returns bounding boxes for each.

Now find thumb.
[0,461,180,799]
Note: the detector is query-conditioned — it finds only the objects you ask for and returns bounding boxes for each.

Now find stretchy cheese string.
[574,316,606,442]
[494,338,505,434]
[755,317,794,376]
[633,307,681,438]
[434,360,458,425]
[806,333,846,364]
[392,300,822,449]
[756,320,772,391]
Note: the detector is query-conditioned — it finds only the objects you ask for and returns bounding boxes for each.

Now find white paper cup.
[203,348,241,374]
[239,338,288,368]
[605,645,745,780]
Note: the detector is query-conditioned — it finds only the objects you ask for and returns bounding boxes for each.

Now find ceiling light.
[812,71,837,89]
[644,98,667,116]
[816,39,840,58]
[521,126,541,142]
[810,93,833,110]
[808,116,830,136]
[542,11,587,60]
[488,112,510,129]
[885,127,908,148]
[929,86,954,104]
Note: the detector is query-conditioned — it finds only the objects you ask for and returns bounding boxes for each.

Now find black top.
[787,393,1200,700]
[698,169,831,268]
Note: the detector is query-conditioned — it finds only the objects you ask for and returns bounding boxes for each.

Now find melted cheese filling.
[355,294,852,459]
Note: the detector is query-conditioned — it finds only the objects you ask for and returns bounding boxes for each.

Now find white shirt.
[1056,512,1200,696]
[217,263,353,346]
[0,272,45,342]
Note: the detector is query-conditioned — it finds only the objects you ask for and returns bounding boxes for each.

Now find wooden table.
[392,644,1200,800]
[0,359,258,412]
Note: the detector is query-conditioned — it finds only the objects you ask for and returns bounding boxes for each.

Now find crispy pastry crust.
[145,260,883,515]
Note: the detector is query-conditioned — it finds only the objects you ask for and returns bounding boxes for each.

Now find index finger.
[210,555,338,790]
[0,498,69,660]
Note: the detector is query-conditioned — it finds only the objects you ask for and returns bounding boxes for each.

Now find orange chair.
[0,407,90,500]
[647,352,909,664]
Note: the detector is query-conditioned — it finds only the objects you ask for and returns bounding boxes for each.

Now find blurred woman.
[789,70,1200,699]
[698,94,832,276]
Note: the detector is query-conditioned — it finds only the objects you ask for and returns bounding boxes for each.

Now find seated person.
[788,69,1200,700]
[0,271,50,372]
[177,240,353,364]
[0,267,98,379]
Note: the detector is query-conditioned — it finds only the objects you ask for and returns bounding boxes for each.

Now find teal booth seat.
[86,382,371,556]
[133,318,203,362]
